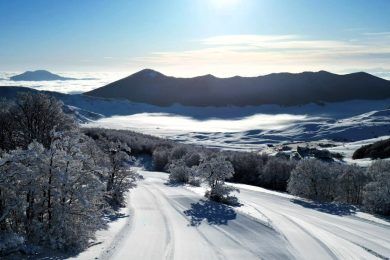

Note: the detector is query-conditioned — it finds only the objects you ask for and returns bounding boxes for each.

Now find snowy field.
[82,99,390,151]
[72,170,390,260]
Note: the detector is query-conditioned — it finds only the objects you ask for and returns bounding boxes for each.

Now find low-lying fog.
[86,112,308,134]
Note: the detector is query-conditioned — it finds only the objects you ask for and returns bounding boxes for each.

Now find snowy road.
[104,171,390,260]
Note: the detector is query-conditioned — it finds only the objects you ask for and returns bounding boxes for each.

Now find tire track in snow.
[241,197,339,260]
[152,182,291,259]
[148,183,227,260]
[142,182,175,260]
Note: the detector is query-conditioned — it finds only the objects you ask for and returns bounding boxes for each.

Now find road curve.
[107,171,390,260]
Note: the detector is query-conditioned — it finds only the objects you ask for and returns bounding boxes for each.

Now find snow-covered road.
[103,171,390,260]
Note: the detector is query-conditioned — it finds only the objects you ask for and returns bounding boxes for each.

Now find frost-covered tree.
[363,160,390,215]
[168,159,190,183]
[287,159,336,202]
[0,132,108,251]
[168,159,201,186]
[260,157,296,191]
[152,146,170,171]
[104,141,137,206]
[183,151,201,167]
[43,131,106,250]
[0,100,16,151]
[10,93,75,149]
[0,93,75,151]
[197,156,238,204]
[336,164,368,205]
[170,146,187,161]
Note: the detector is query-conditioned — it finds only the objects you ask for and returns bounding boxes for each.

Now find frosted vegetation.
[87,127,390,216]
[0,93,139,255]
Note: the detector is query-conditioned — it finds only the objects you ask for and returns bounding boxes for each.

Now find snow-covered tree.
[260,157,296,191]
[363,160,390,215]
[43,131,106,250]
[104,141,137,206]
[167,159,201,186]
[287,159,336,202]
[336,164,368,205]
[0,132,108,251]
[197,156,239,204]
[168,159,190,183]
[152,146,170,171]
[10,93,75,149]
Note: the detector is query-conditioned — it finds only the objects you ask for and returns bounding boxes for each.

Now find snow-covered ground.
[82,100,390,151]
[327,135,390,166]
[74,170,390,260]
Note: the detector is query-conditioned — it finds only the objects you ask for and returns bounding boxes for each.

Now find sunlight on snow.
[87,112,308,133]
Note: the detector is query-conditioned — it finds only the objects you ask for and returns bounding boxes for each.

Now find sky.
[0,0,389,78]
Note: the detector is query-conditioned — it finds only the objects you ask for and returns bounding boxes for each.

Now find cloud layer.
[132,33,390,78]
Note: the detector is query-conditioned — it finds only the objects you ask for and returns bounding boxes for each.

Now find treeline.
[288,159,390,215]
[0,93,138,255]
[353,138,390,160]
[87,128,390,216]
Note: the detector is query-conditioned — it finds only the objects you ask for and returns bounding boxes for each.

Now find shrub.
[363,160,390,215]
[260,157,297,191]
[197,156,239,205]
[287,159,336,202]
[152,146,170,171]
[335,164,368,205]
[168,160,190,183]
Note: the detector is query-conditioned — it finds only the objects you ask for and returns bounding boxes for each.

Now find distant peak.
[134,69,164,78]
[10,70,75,81]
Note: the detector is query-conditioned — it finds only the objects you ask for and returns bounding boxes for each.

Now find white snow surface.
[73,170,390,260]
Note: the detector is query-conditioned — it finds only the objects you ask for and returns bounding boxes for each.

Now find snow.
[328,135,390,166]
[73,170,390,260]
[67,201,133,260]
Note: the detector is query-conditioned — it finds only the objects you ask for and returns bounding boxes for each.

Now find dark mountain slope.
[10,70,75,81]
[85,69,390,106]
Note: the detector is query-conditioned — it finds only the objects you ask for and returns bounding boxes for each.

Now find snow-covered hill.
[81,99,390,151]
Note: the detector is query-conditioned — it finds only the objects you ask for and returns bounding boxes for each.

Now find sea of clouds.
[0,71,128,94]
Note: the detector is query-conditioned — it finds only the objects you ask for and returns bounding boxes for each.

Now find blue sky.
[0,0,389,77]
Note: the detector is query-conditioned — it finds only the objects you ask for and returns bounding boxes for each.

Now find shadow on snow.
[291,199,357,216]
[184,199,237,226]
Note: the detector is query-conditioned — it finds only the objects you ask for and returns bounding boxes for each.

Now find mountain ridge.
[10,70,76,81]
[86,69,390,107]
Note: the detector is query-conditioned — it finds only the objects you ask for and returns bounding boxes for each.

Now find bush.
[170,146,187,160]
[287,159,336,202]
[226,152,268,185]
[363,160,390,215]
[260,157,297,191]
[197,156,239,205]
[184,151,201,167]
[168,160,190,183]
[336,164,368,205]
[152,146,170,171]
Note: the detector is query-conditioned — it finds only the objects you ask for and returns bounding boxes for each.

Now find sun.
[210,0,239,9]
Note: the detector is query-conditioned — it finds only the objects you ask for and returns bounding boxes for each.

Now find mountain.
[10,70,76,81]
[85,69,390,106]
[0,86,103,122]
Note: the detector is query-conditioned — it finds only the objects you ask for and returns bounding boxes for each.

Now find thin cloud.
[132,34,390,78]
